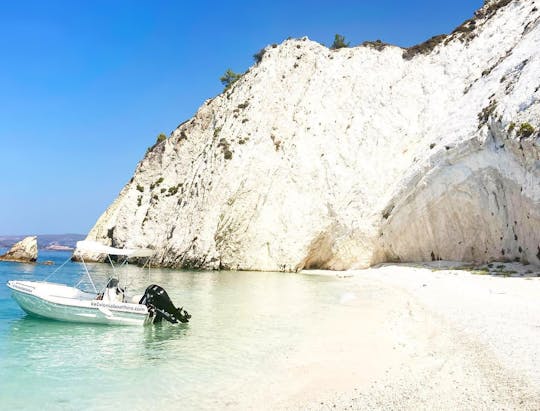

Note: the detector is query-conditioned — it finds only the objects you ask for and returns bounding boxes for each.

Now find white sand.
[240,263,540,410]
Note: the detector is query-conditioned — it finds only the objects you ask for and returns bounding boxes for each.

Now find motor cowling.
[139,284,191,324]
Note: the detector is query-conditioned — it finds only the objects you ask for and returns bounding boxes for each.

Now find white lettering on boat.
[90,301,147,313]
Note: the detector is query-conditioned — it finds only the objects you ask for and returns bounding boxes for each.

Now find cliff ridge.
[80,0,540,271]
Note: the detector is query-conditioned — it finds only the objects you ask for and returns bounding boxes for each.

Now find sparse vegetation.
[446,263,522,277]
[220,69,242,90]
[403,34,447,60]
[330,34,350,50]
[150,177,164,190]
[477,99,497,128]
[508,122,516,133]
[146,133,168,155]
[136,184,144,193]
[361,39,391,51]
[167,185,179,196]
[452,18,476,35]
[253,47,266,64]
[156,133,167,144]
[481,0,513,18]
[470,267,490,275]
[218,138,232,159]
[402,0,512,61]
[517,123,535,138]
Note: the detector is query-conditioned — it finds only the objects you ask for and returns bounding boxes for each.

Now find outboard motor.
[139,284,191,324]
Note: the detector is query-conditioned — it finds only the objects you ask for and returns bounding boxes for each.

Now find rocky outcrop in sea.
[0,236,38,263]
[79,0,540,270]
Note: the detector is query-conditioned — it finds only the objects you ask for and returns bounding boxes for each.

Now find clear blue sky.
[0,0,482,235]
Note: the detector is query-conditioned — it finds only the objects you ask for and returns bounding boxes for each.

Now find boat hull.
[7,280,149,326]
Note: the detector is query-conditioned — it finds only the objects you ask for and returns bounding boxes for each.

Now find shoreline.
[301,260,540,277]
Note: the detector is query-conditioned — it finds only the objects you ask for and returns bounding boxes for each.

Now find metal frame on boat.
[6,241,191,326]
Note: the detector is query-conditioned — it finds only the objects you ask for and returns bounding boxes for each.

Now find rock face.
[80,0,540,270]
[0,236,38,263]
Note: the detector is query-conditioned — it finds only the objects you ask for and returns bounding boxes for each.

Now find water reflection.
[142,323,190,360]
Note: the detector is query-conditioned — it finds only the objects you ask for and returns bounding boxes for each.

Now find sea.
[0,250,360,410]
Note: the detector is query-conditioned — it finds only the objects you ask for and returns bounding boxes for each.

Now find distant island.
[44,243,76,251]
[0,234,85,251]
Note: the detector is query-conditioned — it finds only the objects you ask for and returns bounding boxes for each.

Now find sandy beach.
[241,263,540,410]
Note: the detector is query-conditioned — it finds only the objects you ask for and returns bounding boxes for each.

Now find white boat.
[6,240,191,326]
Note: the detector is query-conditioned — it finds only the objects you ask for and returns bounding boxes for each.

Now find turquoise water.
[0,250,359,410]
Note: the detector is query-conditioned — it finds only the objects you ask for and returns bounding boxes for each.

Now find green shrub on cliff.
[156,133,167,143]
[253,47,266,64]
[518,123,535,138]
[220,69,241,90]
[330,34,350,50]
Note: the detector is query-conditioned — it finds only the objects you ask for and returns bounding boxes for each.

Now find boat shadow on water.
[9,313,190,339]
[7,315,144,345]
[6,315,191,368]
[142,321,191,356]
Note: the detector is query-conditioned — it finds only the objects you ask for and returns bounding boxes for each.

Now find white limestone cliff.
[80,0,540,271]
[0,236,38,263]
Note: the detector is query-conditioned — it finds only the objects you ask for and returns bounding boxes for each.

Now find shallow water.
[0,250,360,410]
